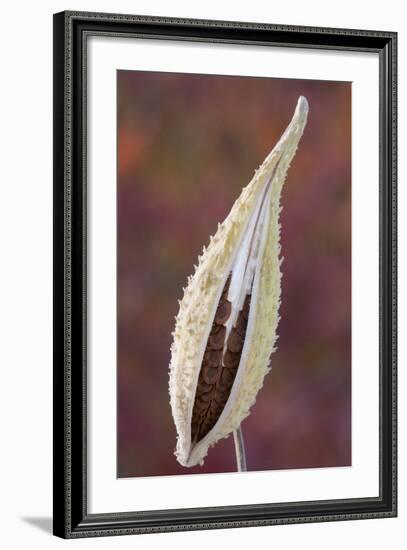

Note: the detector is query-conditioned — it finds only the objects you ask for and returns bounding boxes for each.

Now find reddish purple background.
[117,70,351,478]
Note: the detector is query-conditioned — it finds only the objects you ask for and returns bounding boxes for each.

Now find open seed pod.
[169,96,309,467]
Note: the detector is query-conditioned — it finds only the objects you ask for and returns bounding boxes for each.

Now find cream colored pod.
[169,96,309,467]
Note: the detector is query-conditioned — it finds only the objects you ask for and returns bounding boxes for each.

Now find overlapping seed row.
[191,275,251,443]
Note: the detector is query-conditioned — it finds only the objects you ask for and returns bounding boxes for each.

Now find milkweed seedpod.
[169,96,309,467]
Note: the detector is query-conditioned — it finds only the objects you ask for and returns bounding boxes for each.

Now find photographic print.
[117,71,351,478]
[54,12,396,537]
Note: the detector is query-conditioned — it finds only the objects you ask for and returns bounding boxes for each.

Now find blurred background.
[117,70,351,478]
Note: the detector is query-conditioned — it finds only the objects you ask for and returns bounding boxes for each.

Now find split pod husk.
[169,96,309,467]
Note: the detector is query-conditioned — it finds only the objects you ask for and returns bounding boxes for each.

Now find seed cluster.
[191,275,251,443]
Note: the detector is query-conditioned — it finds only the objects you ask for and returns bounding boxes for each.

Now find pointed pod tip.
[296,96,309,121]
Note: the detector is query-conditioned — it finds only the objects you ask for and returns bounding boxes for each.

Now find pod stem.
[233,425,247,472]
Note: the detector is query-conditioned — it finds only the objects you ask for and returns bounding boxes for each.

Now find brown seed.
[221,274,232,297]
[214,300,232,324]
[235,313,247,336]
[227,327,244,353]
[203,348,223,368]
[242,294,251,320]
[194,396,209,411]
[199,390,214,403]
[202,366,219,385]
[223,349,241,369]
[207,325,226,349]
[221,367,236,385]
[196,380,212,393]
[195,388,211,402]
[210,323,223,335]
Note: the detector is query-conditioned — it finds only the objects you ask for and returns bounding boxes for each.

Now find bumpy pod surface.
[169,96,309,467]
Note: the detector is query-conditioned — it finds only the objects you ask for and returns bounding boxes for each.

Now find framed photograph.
[53,10,397,538]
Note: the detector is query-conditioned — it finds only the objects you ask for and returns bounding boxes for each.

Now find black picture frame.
[53,10,397,539]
